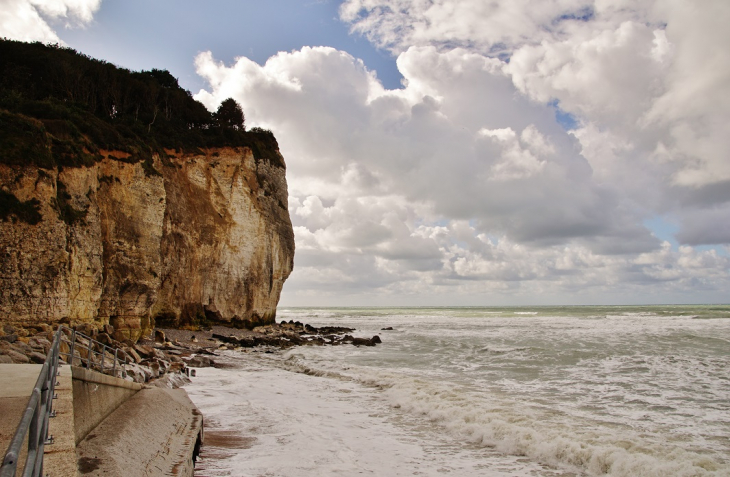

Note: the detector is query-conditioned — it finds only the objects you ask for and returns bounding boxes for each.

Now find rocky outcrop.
[0,147,294,341]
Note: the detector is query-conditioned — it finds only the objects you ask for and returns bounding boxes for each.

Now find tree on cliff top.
[215,98,245,130]
[0,39,284,168]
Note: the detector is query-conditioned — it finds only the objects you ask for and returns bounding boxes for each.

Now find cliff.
[0,147,294,341]
[0,40,295,341]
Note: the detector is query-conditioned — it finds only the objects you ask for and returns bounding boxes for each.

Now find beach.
[186,306,730,476]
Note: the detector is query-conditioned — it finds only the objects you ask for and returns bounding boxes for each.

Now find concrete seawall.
[1,365,202,476]
[71,367,143,445]
[76,387,203,476]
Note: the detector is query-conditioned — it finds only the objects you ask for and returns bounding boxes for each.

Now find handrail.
[0,327,60,477]
[1,325,133,477]
[55,326,131,378]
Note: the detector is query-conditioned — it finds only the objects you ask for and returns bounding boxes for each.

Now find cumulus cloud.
[193,24,730,303]
[341,0,730,236]
[0,0,101,43]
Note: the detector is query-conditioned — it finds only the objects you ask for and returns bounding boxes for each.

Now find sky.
[2,0,729,306]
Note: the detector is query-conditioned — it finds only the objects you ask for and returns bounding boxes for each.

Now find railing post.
[69,329,76,366]
[101,344,105,372]
[87,339,93,370]
[113,348,118,377]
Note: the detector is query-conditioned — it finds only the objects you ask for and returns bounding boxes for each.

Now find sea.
[186,305,730,477]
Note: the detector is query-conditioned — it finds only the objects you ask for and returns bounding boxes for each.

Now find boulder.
[11,341,33,355]
[0,355,12,364]
[74,323,98,337]
[212,333,240,345]
[0,333,18,343]
[133,344,154,359]
[122,346,142,364]
[29,352,47,364]
[185,356,214,368]
[29,337,52,354]
[5,350,30,363]
[350,337,376,347]
[33,323,53,333]
[168,362,186,373]
[238,337,256,348]
[143,360,160,378]
[124,364,150,383]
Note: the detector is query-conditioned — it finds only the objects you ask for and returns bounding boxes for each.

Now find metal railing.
[56,326,131,378]
[0,328,61,477]
[1,325,133,477]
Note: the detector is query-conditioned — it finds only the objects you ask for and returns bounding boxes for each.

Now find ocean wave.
[278,352,729,477]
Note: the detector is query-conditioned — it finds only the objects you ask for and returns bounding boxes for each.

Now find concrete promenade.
[0,364,42,467]
[0,364,77,476]
[1,364,202,476]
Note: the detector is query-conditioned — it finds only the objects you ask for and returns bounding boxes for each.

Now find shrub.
[0,39,283,169]
[0,190,42,225]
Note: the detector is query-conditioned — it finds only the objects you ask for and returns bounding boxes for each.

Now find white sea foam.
[188,307,730,476]
[280,352,729,477]
[187,353,559,476]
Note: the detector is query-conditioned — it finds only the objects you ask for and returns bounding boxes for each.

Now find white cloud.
[193,19,730,303]
[0,0,101,43]
[338,0,730,243]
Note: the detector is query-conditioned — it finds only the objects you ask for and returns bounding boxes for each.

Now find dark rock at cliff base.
[186,356,215,368]
[350,337,376,347]
[212,333,241,345]
[381,327,394,331]
[305,337,325,346]
[95,333,117,347]
[11,341,33,355]
[74,323,98,337]
[0,333,17,343]
[5,349,30,363]
[303,325,356,335]
[133,344,154,359]
[29,351,47,364]
[125,347,143,364]
[340,334,381,346]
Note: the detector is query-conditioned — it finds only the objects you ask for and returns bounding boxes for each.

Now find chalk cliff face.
[0,148,294,341]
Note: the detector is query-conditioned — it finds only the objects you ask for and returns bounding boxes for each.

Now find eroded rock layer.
[0,148,294,341]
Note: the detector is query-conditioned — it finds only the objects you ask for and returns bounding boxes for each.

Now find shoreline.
[183,350,561,477]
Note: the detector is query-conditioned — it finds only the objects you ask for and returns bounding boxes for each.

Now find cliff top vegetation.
[0,39,283,169]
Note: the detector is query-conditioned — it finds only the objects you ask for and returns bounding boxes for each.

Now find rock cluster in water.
[211,320,383,349]
[0,320,382,386]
